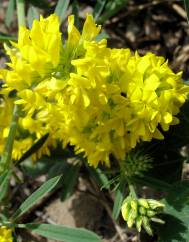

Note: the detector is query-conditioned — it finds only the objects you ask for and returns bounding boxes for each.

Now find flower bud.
[121,195,165,236]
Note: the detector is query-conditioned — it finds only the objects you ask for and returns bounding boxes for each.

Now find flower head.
[0,14,188,167]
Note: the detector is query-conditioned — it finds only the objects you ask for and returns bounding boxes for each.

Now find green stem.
[16,0,26,27]
[128,182,138,199]
[0,105,20,173]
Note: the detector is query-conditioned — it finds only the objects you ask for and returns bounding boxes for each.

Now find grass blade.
[12,175,62,220]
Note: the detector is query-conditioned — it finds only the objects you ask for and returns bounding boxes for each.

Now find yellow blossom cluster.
[0,226,13,242]
[0,14,188,167]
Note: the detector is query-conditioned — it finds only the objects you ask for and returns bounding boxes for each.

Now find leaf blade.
[18,223,102,242]
[12,175,62,220]
[112,178,126,220]
[0,170,11,202]
[55,0,70,24]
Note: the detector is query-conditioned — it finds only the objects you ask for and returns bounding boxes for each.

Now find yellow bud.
[147,210,156,217]
[138,198,149,209]
[136,216,143,232]
[121,201,131,221]
[130,200,138,211]
[139,206,146,215]
[147,199,165,210]
[127,209,136,228]
[142,216,153,236]
[151,217,165,224]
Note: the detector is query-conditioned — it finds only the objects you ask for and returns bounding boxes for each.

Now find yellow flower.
[0,13,188,167]
[0,226,13,242]
[59,42,189,167]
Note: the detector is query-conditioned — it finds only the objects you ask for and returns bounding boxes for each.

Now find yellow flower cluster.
[0,14,188,166]
[0,226,13,242]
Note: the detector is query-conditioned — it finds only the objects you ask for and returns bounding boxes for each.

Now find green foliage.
[18,134,49,164]
[0,171,11,202]
[158,181,189,242]
[96,0,128,23]
[26,0,50,9]
[5,0,15,27]
[17,223,102,242]
[112,178,126,220]
[88,166,110,189]
[27,5,39,28]
[12,175,62,220]
[93,0,107,21]
[55,0,70,24]
[59,162,80,201]
[0,33,17,42]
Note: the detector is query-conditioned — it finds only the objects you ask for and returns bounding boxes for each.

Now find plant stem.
[16,0,26,27]
[128,180,138,199]
[0,105,20,173]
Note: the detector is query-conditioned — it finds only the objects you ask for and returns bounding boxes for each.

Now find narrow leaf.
[98,0,128,24]
[0,170,11,202]
[26,0,50,9]
[112,178,126,220]
[72,0,80,29]
[60,163,80,201]
[27,6,39,28]
[132,175,171,192]
[18,223,102,242]
[5,0,15,27]
[17,133,49,164]
[88,166,110,189]
[93,0,106,21]
[12,175,62,220]
[55,0,70,24]
[0,33,17,42]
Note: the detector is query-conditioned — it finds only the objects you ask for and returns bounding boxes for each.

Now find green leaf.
[17,133,49,164]
[97,0,128,24]
[88,166,110,189]
[132,175,171,192]
[12,175,62,220]
[0,33,17,42]
[60,163,80,201]
[158,181,189,242]
[18,223,102,242]
[55,0,70,24]
[93,0,106,21]
[112,178,126,220]
[21,157,54,178]
[72,0,80,29]
[0,170,11,202]
[5,0,16,27]
[27,6,39,28]
[95,31,109,42]
[184,0,189,22]
[26,0,50,9]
